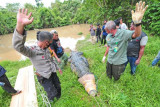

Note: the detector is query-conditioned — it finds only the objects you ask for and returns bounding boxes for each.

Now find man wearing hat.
[12,9,62,101]
[49,30,68,70]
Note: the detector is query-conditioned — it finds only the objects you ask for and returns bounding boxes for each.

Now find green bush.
[143,2,160,36]
[0,1,159,37]
[78,32,83,35]
[0,1,81,35]
[0,59,31,107]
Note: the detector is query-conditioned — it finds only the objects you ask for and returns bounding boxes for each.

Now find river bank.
[1,33,160,106]
[0,24,90,62]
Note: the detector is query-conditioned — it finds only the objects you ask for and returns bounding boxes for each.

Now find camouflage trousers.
[91,36,96,44]
[54,53,68,70]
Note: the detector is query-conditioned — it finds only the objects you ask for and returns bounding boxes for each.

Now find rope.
[93,97,100,107]
[96,71,106,85]
[35,76,51,107]
[94,71,108,107]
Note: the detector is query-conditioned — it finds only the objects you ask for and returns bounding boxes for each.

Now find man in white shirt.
[119,17,128,30]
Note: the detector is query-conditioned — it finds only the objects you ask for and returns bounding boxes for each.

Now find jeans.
[55,53,68,70]
[152,51,160,66]
[125,56,138,75]
[91,36,96,44]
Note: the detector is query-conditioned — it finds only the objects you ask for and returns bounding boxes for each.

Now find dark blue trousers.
[125,56,138,75]
[0,74,17,93]
[37,73,61,101]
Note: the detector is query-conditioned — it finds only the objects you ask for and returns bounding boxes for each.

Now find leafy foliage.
[0,3,18,34]
[0,1,81,35]
[143,2,160,36]
[78,32,83,35]
[0,0,159,36]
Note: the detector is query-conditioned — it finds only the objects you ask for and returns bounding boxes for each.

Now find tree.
[35,0,44,8]
[5,3,20,13]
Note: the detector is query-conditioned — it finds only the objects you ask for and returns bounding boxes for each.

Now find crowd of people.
[0,1,159,103]
[88,2,153,81]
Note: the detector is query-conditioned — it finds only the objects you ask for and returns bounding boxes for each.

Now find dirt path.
[0,24,90,61]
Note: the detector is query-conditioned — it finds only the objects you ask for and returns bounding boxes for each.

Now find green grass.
[0,32,160,107]
[75,33,160,107]
[78,32,83,35]
[0,59,31,107]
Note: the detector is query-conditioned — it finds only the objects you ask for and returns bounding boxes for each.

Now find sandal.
[11,90,22,96]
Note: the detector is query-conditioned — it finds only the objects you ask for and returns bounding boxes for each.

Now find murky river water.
[0,24,90,62]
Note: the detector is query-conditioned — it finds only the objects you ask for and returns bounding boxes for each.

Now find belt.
[35,72,41,77]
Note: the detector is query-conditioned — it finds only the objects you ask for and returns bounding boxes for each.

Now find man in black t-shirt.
[125,22,148,75]
[49,30,68,69]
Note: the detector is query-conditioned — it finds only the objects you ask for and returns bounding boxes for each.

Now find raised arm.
[16,9,34,34]
[12,9,34,57]
[131,1,148,39]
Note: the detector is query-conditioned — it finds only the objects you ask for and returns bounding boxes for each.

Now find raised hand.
[16,8,34,34]
[17,8,34,26]
[131,1,148,24]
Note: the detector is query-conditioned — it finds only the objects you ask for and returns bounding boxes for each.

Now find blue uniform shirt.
[102,25,108,36]
[0,65,6,77]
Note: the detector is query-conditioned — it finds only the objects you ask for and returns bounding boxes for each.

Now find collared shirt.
[12,30,59,79]
[0,65,6,77]
[106,29,134,65]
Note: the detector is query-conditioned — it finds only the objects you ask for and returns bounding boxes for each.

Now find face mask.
[43,41,51,49]
[46,43,51,48]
